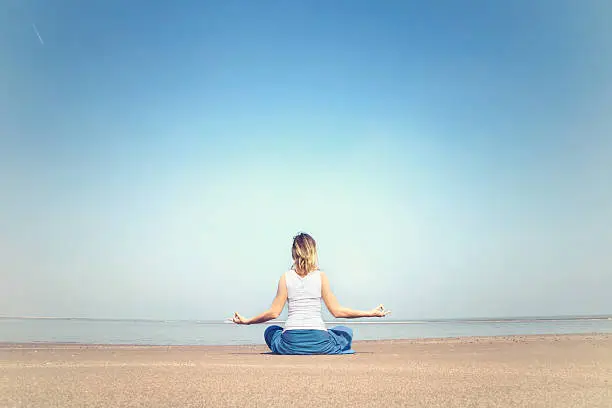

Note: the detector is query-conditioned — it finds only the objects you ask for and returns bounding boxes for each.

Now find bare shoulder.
[276,273,288,294]
[319,270,330,283]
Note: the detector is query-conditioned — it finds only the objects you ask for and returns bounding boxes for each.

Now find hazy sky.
[1,1,611,320]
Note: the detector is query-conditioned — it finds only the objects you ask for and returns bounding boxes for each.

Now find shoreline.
[0,332,609,349]
[2,333,611,407]
[3,314,611,323]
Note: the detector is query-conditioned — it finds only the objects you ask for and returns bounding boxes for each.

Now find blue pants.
[264,325,355,355]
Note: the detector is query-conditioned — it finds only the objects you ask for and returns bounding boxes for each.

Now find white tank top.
[283,269,327,331]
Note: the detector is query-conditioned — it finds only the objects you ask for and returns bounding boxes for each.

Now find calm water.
[1,316,611,345]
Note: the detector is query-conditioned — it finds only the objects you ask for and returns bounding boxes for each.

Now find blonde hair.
[291,232,318,276]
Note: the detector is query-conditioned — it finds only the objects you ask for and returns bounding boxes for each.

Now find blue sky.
[1,1,611,320]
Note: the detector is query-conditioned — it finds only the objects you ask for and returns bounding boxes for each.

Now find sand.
[1,334,611,408]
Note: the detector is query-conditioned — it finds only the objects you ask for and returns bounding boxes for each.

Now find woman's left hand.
[232,312,249,325]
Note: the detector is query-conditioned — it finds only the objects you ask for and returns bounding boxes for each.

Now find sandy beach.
[1,334,610,407]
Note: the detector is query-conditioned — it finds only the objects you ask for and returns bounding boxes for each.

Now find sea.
[1,315,611,346]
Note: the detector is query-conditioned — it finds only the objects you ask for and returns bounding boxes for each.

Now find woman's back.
[284,270,326,331]
[232,232,389,354]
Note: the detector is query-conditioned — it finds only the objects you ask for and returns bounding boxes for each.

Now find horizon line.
[2,313,611,323]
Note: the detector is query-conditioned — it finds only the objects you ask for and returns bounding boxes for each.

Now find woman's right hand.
[371,304,391,317]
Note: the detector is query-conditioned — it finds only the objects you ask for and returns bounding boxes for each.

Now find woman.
[232,232,390,354]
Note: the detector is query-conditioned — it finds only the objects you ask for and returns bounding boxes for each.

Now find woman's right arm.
[321,271,390,318]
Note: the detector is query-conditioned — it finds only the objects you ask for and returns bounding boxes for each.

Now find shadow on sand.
[228,351,370,355]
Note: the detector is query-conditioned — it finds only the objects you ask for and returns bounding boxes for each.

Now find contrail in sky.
[32,23,44,45]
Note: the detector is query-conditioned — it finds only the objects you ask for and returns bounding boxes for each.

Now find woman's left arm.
[233,274,287,325]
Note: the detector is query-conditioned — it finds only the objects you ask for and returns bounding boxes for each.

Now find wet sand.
[1,334,611,407]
